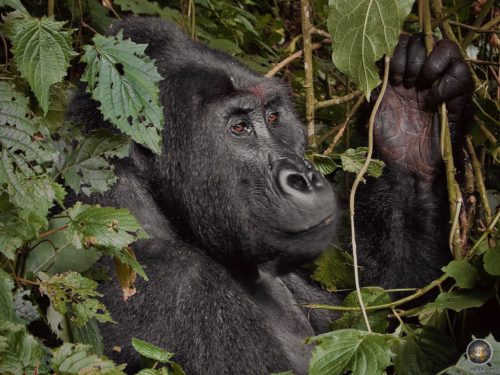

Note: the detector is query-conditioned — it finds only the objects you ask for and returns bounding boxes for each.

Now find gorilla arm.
[355,35,473,290]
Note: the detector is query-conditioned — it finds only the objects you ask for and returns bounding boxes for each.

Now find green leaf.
[0,194,46,260]
[0,81,35,134]
[331,287,391,333]
[307,329,396,375]
[70,318,104,355]
[67,203,148,279]
[443,260,479,289]
[0,270,17,322]
[131,338,174,363]
[327,0,413,97]
[0,320,46,374]
[207,38,243,54]
[312,154,340,176]
[339,147,384,177]
[24,215,101,277]
[312,246,354,291]
[0,0,28,14]
[51,343,125,374]
[38,271,113,327]
[62,130,130,196]
[114,0,181,20]
[483,245,500,276]
[426,289,494,312]
[392,326,457,375]
[11,16,75,114]
[81,32,164,154]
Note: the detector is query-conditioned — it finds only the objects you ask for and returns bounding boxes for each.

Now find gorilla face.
[156,71,337,268]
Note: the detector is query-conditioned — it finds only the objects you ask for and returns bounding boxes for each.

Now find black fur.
[66,17,473,374]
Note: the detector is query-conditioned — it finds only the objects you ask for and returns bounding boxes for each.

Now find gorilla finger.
[389,34,410,86]
[404,34,427,88]
[447,96,472,143]
[419,39,462,88]
[430,61,473,103]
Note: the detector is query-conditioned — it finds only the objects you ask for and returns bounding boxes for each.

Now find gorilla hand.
[373,34,473,179]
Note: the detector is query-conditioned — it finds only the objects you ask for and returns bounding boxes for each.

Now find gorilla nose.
[279,161,325,195]
[275,159,332,209]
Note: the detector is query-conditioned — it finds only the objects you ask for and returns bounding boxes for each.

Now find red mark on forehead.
[248,84,266,101]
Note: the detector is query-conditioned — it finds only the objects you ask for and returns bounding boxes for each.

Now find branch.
[465,136,493,232]
[300,0,316,147]
[461,0,494,48]
[265,40,330,78]
[315,90,363,109]
[322,95,365,155]
[449,19,500,34]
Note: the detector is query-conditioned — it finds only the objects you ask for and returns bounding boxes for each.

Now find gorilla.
[66,17,472,375]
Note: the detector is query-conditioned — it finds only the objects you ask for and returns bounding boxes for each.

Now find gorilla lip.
[278,213,336,235]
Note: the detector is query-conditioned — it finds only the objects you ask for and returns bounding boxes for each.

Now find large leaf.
[81,32,164,154]
[0,320,46,374]
[0,0,28,14]
[11,16,75,114]
[0,81,35,133]
[131,338,174,363]
[327,0,413,97]
[483,245,500,276]
[51,343,125,374]
[61,130,130,196]
[307,329,396,375]
[312,246,354,291]
[331,287,391,333]
[426,289,494,312]
[38,271,113,327]
[392,326,457,375]
[0,270,17,322]
[443,260,479,289]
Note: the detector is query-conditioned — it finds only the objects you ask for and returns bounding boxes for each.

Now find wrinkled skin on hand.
[373,34,473,179]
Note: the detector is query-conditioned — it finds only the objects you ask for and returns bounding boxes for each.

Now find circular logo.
[466,339,493,365]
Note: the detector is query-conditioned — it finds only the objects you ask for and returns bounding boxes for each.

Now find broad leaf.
[11,16,75,114]
[426,289,494,312]
[0,320,46,374]
[307,329,396,375]
[66,203,148,280]
[0,270,17,322]
[81,32,164,154]
[0,0,28,14]
[0,81,35,133]
[483,245,500,276]
[312,154,340,176]
[327,0,413,97]
[312,246,354,292]
[51,343,125,374]
[392,326,457,375]
[62,130,130,196]
[340,147,384,177]
[38,271,113,327]
[331,287,391,333]
[443,260,479,289]
[131,338,174,363]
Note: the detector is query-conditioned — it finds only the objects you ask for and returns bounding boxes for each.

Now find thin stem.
[265,40,329,78]
[48,0,54,16]
[449,19,500,34]
[461,0,494,48]
[322,95,365,155]
[300,0,316,147]
[349,56,391,332]
[38,224,68,239]
[315,90,363,109]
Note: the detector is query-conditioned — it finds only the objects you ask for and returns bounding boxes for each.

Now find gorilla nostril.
[310,171,324,188]
[287,173,311,191]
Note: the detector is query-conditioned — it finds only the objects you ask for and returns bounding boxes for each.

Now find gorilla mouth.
[278,213,336,235]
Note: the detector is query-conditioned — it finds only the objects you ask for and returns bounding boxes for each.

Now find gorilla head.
[102,18,338,272]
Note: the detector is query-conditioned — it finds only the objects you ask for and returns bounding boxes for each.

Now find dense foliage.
[0,0,498,374]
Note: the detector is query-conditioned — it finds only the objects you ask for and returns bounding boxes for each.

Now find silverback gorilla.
[66,17,473,375]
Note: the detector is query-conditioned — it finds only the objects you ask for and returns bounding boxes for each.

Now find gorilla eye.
[267,113,279,124]
[231,122,250,135]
